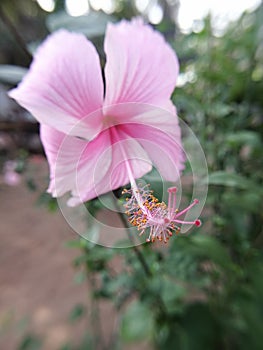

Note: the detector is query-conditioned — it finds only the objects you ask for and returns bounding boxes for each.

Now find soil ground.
[0,157,148,350]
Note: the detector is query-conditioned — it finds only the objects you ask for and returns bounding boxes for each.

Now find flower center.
[103,115,118,128]
[122,184,201,243]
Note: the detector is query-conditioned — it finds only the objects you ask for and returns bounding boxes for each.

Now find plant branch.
[116,206,152,277]
[84,258,106,350]
[0,5,32,62]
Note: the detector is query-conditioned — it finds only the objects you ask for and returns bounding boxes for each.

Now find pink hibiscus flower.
[9,18,200,241]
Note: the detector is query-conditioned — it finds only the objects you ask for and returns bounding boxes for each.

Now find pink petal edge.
[40,125,112,199]
[104,18,179,109]
[9,30,104,140]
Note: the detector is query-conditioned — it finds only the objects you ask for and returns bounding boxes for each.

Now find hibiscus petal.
[120,123,185,182]
[40,125,112,199]
[9,30,104,139]
[69,126,152,206]
[104,18,179,108]
[103,103,185,181]
[41,124,151,207]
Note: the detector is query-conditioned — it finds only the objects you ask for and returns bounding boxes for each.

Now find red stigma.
[168,187,177,193]
[195,219,201,227]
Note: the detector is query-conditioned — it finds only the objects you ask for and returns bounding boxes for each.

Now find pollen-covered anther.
[123,184,201,244]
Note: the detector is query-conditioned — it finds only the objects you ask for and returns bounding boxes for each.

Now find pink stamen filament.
[168,187,177,218]
[110,126,149,215]
[173,219,199,225]
[172,199,199,219]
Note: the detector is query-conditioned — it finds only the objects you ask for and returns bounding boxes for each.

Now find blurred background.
[0,0,263,349]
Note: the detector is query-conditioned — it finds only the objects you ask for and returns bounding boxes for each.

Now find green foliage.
[69,304,86,323]
[120,301,154,342]
[18,333,42,350]
[66,6,263,350]
[37,192,58,212]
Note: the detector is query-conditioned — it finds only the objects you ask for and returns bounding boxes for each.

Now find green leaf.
[0,65,28,84]
[222,191,262,214]
[74,271,86,284]
[69,303,86,323]
[182,303,217,350]
[103,272,131,295]
[46,11,116,38]
[225,131,261,148]
[37,192,58,212]
[18,334,42,350]
[210,102,234,118]
[65,238,89,249]
[161,277,186,312]
[207,171,261,191]
[190,235,233,270]
[121,301,154,342]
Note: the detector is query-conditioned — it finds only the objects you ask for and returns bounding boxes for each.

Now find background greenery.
[0,1,262,349]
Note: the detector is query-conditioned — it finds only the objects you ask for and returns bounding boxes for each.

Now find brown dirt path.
[0,157,150,350]
[0,157,113,350]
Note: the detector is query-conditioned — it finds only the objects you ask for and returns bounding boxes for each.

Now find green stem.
[117,209,169,317]
[117,209,152,277]
[84,251,105,350]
